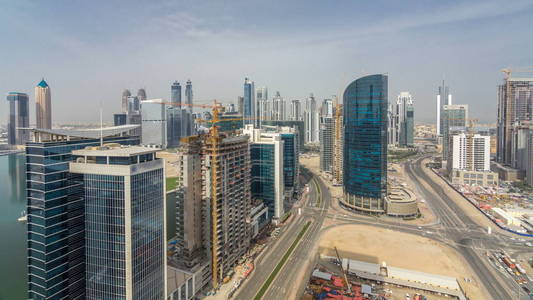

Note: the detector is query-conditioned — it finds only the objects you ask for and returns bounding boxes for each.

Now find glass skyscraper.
[243,78,255,125]
[342,74,388,214]
[26,128,139,300]
[70,146,166,300]
[6,92,30,145]
[281,132,298,191]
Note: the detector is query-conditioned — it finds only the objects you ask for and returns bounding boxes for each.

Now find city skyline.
[2,1,533,125]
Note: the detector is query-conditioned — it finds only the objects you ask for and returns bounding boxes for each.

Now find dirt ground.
[319,224,487,300]
[419,158,507,232]
[156,151,179,177]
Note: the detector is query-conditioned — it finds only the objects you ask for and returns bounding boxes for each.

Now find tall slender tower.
[35,79,52,129]
[171,81,182,104]
[137,88,147,101]
[243,78,255,126]
[6,92,30,145]
[122,89,131,113]
[436,81,452,138]
[184,80,194,135]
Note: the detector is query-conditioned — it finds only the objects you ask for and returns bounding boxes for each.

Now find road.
[236,155,533,300]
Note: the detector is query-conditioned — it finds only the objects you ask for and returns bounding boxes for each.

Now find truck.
[503,256,516,269]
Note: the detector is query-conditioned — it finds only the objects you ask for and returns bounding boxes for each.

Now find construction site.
[301,224,486,300]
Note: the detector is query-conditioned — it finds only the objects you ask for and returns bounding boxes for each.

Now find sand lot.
[319,224,487,300]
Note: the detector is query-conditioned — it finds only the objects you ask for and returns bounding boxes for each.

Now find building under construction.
[174,129,252,289]
[203,132,251,288]
[333,104,343,185]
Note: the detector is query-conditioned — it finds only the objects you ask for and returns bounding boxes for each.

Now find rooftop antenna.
[99,102,103,147]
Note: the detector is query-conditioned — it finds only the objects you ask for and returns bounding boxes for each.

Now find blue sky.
[1,0,533,124]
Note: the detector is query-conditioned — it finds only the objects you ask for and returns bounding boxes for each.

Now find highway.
[404,155,531,300]
[236,155,532,300]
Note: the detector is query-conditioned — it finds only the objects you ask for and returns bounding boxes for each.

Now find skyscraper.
[436,81,452,137]
[442,104,468,160]
[168,81,183,148]
[272,91,286,121]
[175,137,204,267]
[396,92,414,147]
[137,88,147,100]
[183,80,194,136]
[497,77,533,165]
[333,104,344,185]
[244,125,285,222]
[35,79,52,129]
[122,89,131,113]
[243,78,255,125]
[237,96,244,115]
[70,145,166,300]
[304,94,318,143]
[342,74,388,214]
[171,81,182,104]
[320,115,334,173]
[290,99,302,121]
[141,99,167,148]
[6,92,29,145]
[202,132,251,288]
[26,126,139,300]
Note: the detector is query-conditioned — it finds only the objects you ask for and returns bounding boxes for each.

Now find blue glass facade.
[251,144,276,220]
[281,133,298,189]
[26,136,139,300]
[243,79,254,125]
[6,92,30,145]
[343,74,388,213]
[131,168,165,299]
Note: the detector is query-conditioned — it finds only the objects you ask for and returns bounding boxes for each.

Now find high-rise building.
[237,96,244,115]
[333,104,344,184]
[397,92,414,147]
[141,99,167,148]
[243,78,255,126]
[122,89,131,113]
[320,99,334,173]
[6,92,30,145]
[256,86,268,103]
[171,81,182,104]
[442,104,468,160]
[137,88,147,100]
[244,125,285,222]
[127,95,140,114]
[175,137,205,267]
[35,79,52,129]
[26,126,139,300]
[272,91,286,121]
[70,145,166,300]
[448,131,497,186]
[304,94,319,143]
[290,99,302,121]
[342,74,388,214]
[320,116,334,173]
[262,120,305,148]
[202,132,251,288]
[448,132,490,171]
[183,80,194,136]
[279,129,299,197]
[168,81,183,148]
[436,81,452,137]
[497,77,533,165]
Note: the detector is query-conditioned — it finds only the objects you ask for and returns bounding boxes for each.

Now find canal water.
[0,153,27,300]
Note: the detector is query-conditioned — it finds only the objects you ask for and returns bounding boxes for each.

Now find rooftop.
[37,79,49,88]
[26,124,140,139]
[72,145,156,157]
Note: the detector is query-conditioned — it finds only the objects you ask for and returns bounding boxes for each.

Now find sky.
[1,0,533,125]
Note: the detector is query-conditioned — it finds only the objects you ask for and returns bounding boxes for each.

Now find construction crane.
[334,246,351,294]
[501,67,533,79]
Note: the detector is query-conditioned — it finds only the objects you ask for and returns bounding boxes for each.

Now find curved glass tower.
[343,74,388,213]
